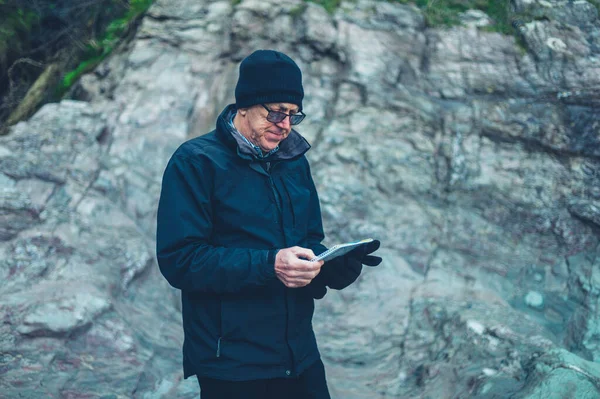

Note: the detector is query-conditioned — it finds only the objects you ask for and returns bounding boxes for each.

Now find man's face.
[239,102,299,153]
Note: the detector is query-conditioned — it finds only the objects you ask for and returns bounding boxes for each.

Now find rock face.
[1,0,599,397]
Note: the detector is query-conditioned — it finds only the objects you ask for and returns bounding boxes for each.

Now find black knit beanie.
[235,50,304,110]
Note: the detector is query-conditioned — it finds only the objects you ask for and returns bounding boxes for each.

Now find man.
[156,50,382,399]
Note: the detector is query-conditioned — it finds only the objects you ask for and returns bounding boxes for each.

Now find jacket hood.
[216,104,311,162]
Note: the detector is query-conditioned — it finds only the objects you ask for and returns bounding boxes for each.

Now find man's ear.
[238,108,247,116]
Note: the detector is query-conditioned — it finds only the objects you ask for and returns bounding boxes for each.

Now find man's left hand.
[323,239,382,290]
[349,239,382,266]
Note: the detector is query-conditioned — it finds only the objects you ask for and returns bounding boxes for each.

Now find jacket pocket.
[219,290,289,364]
[220,290,285,342]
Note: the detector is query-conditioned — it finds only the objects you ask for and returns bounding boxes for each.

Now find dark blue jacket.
[156,105,341,381]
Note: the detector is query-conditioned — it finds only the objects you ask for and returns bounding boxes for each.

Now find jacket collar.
[216,104,311,162]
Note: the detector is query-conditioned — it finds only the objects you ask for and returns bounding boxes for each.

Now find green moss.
[289,3,308,18]
[306,0,342,14]
[61,54,105,90]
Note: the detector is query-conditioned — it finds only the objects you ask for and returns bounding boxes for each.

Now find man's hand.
[274,246,324,288]
[348,239,382,266]
[322,239,382,290]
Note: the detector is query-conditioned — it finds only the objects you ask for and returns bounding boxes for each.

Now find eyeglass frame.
[261,104,306,125]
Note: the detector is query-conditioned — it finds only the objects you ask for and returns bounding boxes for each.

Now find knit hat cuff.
[236,93,303,110]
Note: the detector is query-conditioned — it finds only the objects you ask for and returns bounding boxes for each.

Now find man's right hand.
[274,246,324,288]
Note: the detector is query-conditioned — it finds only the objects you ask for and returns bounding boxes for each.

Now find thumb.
[293,246,317,261]
[362,255,382,266]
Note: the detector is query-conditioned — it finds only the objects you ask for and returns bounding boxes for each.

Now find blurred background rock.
[1,0,600,398]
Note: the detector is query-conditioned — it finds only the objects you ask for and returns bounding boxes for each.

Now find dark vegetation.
[0,0,153,132]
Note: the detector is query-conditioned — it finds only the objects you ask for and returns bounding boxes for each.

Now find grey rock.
[517,348,600,399]
[568,199,600,227]
[565,244,600,361]
[512,0,599,27]
[17,288,111,336]
[459,10,493,28]
[525,290,544,309]
[304,4,337,53]
[0,187,40,241]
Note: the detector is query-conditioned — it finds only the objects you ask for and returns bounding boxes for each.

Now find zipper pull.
[216,337,222,358]
[266,162,271,172]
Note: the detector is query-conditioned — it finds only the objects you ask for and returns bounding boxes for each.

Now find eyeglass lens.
[267,111,305,125]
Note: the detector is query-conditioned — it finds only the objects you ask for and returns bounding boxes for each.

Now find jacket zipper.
[217,299,222,358]
[267,177,283,224]
[281,182,296,227]
[265,163,295,376]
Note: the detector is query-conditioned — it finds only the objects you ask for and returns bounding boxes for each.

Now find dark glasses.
[261,104,306,125]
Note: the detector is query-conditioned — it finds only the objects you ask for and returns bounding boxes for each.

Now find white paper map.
[310,238,373,262]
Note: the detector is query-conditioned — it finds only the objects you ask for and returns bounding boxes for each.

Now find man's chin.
[261,138,283,151]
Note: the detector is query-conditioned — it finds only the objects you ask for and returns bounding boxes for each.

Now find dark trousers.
[197,358,331,399]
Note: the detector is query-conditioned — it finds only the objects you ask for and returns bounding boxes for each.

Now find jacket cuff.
[261,249,279,279]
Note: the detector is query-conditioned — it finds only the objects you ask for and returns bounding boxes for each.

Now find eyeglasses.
[261,104,306,125]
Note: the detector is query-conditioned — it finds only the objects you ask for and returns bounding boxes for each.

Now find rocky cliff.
[1,0,600,397]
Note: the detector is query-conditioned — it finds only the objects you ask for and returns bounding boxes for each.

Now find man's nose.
[276,116,291,130]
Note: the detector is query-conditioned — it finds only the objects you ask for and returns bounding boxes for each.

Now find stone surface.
[517,348,600,399]
[1,0,600,397]
[17,287,111,336]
